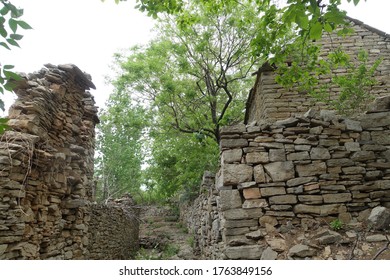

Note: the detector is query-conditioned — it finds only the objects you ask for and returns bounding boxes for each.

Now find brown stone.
[296,162,327,176]
[323,193,352,203]
[243,199,268,208]
[269,195,297,205]
[260,187,286,197]
[246,152,269,164]
[264,161,295,182]
[243,188,261,199]
[221,164,253,185]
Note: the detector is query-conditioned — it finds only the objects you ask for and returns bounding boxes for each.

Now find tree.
[95,90,148,201]
[114,1,261,143]
[0,0,32,132]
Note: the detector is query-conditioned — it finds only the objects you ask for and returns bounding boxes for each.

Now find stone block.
[260,187,286,197]
[298,195,323,204]
[220,124,247,135]
[296,162,326,176]
[264,161,295,182]
[287,152,310,161]
[254,165,266,183]
[246,152,269,164]
[243,199,268,208]
[223,208,263,220]
[286,176,317,187]
[294,204,347,216]
[345,142,361,152]
[323,193,352,203]
[360,112,390,129]
[343,119,362,131]
[326,158,354,167]
[342,166,366,175]
[310,147,331,159]
[224,227,250,236]
[243,188,261,199]
[269,195,297,205]
[351,151,375,161]
[261,247,278,260]
[221,164,253,186]
[368,206,390,230]
[222,149,242,163]
[220,138,248,149]
[238,181,257,190]
[224,245,263,259]
[371,131,390,145]
[223,219,258,228]
[219,190,242,211]
[269,149,286,162]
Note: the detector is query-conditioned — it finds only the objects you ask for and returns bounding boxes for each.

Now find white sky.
[1,0,389,114]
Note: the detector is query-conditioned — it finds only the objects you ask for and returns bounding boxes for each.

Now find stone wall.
[246,16,390,124]
[214,96,390,259]
[0,64,139,259]
[88,197,140,260]
[180,172,224,259]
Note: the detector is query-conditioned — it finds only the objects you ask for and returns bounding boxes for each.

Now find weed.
[330,219,343,231]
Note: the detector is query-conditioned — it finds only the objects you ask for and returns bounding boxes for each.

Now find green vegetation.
[97,0,377,202]
[330,219,343,231]
[0,0,32,133]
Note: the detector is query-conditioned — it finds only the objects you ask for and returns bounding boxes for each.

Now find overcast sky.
[1,0,389,114]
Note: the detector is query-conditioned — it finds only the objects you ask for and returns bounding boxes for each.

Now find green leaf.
[8,18,17,33]
[3,65,14,70]
[4,70,22,80]
[0,6,9,16]
[0,42,10,50]
[17,20,32,30]
[10,33,23,40]
[353,0,360,5]
[324,23,333,33]
[0,26,7,38]
[296,15,309,29]
[6,38,20,47]
[309,22,323,40]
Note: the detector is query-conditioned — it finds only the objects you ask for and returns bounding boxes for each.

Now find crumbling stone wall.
[0,64,139,259]
[246,17,390,124]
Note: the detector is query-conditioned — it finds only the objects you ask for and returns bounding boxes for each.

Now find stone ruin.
[181,17,390,260]
[0,64,139,259]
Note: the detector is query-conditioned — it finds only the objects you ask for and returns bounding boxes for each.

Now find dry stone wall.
[215,96,390,259]
[246,17,390,124]
[0,64,139,259]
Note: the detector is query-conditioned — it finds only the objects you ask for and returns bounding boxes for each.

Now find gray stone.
[264,161,295,182]
[288,244,316,258]
[269,195,297,205]
[0,244,7,255]
[286,177,317,187]
[345,142,361,152]
[368,206,390,230]
[246,230,265,240]
[238,181,257,190]
[343,119,362,132]
[323,193,352,203]
[224,227,250,236]
[219,190,242,211]
[287,152,310,161]
[298,195,323,204]
[243,199,268,208]
[221,164,253,185]
[360,112,390,129]
[275,117,299,127]
[258,142,285,149]
[225,245,263,260]
[254,165,266,183]
[310,147,331,160]
[63,199,88,209]
[246,152,269,164]
[371,131,390,145]
[296,162,326,177]
[220,138,248,149]
[319,138,339,147]
[366,234,388,242]
[259,216,278,227]
[367,95,390,112]
[260,187,286,197]
[320,110,338,122]
[222,149,243,163]
[269,149,286,162]
[351,151,376,161]
[223,208,263,220]
[224,219,258,228]
[220,124,247,135]
[294,204,347,216]
[326,158,354,167]
[266,238,287,252]
[316,232,342,245]
[342,166,366,175]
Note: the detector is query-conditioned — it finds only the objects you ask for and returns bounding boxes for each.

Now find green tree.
[114,1,261,143]
[95,90,148,201]
[0,0,32,132]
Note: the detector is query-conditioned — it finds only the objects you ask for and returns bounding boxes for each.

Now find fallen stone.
[259,216,278,227]
[246,229,265,240]
[261,247,278,260]
[266,238,287,252]
[366,234,388,242]
[367,206,390,230]
[288,244,316,258]
[274,117,299,127]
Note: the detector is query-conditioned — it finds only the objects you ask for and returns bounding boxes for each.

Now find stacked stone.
[88,197,140,260]
[0,64,98,259]
[216,96,390,259]
[246,17,390,125]
[180,172,224,259]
